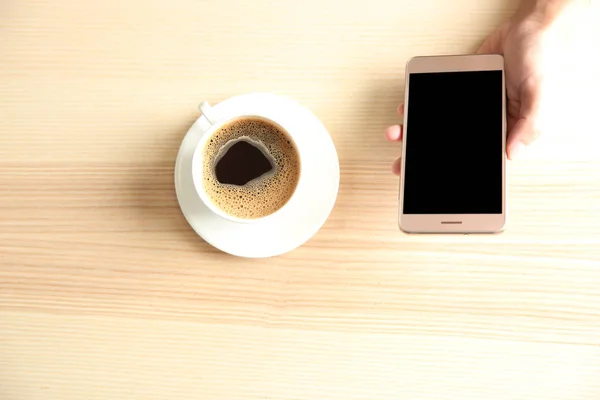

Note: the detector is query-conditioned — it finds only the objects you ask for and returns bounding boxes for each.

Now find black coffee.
[215,139,273,186]
[202,117,300,219]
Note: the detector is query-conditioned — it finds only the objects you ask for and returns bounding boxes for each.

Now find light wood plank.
[1,0,600,398]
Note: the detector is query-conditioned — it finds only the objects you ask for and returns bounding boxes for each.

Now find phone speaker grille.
[441,221,463,225]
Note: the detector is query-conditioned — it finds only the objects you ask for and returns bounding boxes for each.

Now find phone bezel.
[398,55,507,234]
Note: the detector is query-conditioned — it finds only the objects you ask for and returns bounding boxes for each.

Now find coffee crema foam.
[202,117,300,219]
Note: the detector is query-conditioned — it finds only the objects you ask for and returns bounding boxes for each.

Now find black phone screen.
[403,70,504,215]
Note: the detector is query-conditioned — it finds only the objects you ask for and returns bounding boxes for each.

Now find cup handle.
[198,101,217,125]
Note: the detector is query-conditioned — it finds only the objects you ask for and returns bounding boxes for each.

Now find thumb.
[507,78,543,159]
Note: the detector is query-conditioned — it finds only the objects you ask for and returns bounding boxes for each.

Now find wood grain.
[2,0,600,399]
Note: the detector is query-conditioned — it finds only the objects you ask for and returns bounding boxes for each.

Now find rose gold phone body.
[399,55,506,234]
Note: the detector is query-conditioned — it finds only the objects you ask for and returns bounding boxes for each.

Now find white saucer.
[174,93,340,258]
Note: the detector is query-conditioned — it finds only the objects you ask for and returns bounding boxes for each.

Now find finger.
[385,125,403,142]
[397,103,405,115]
[391,157,402,176]
[478,28,503,55]
[507,78,543,159]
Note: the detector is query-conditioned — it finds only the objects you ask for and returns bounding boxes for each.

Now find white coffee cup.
[175,93,339,257]
[191,101,305,224]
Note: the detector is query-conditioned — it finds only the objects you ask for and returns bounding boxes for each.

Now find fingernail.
[509,142,526,160]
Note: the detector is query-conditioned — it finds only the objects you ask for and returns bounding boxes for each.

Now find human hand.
[384,103,404,176]
[385,0,583,175]
[477,5,550,160]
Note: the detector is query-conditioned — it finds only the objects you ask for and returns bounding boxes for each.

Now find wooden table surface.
[2,0,600,399]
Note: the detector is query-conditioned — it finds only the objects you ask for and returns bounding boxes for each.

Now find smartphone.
[399,55,506,234]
